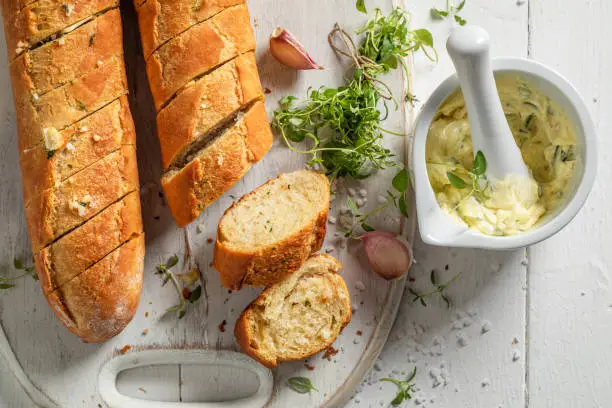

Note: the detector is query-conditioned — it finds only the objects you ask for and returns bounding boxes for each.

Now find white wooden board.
[0,0,415,406]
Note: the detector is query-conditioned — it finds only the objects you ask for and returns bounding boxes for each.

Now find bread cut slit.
[4,0,119,59]
[158,52,263,169]
[214,169,330,290]
[136,0,245,58]
[145,4,255,110]
[10,8,124,99]
[235,254,351,368]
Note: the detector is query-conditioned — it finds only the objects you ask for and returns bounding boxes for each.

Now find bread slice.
[3,0,118,59]
[12,54,128,150]
[162,101,272,228]
[44,234,145,343]
[35,192,142,293]
[136,0,245,58]
[9,9,123,97]
[213,170,330,290]
[24,145,139,250]
[145,4,255,110]
[157,52,263,169]
[20,96,135,199]
[235,254,351,368]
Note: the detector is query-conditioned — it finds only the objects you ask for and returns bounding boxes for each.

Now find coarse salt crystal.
[328,216,336,224]
[348,188,356,196]
[355,281,366,291]
[359,188,367,197]
[92,134,101,142]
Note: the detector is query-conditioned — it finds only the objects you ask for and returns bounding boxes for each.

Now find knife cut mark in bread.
[20,96,136,199]
[214,170,330,290]
[162,101,272,227]
[35,192,142,293]
[136,0,245,58]
[44,234,145,343]
[4,0,119,59]
[145,4,255,110]
[235,254,351,368]
[157,52,263,169]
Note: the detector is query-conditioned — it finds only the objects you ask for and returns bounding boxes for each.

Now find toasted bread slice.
[136,0,245,58]
[214,170,330,290]
[162,101,272,228]
[235,254,351,368]
[44,234,145,343]
[145,4,255,110]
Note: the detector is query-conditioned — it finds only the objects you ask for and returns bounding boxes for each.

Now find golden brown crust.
[9,9,123,97]
[19,96,135,199]
[162,101,272,228]
[3,0,118,59]
[156,52,263,169]
[213,171,330,290]
[24,145,139,251]
[145,4,255,110]
[35,192,142,293]
[44,234,145,343]
[12,54,128,151]
[234,254,352,368]
[136,0,245,58]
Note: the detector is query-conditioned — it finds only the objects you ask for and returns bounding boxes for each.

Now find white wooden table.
[1,0,610,407]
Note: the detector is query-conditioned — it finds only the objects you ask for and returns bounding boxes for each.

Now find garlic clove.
[269,27,324,70]
[360,231,413,281]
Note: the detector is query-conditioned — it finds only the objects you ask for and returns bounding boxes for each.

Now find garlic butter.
[426,76,577,236]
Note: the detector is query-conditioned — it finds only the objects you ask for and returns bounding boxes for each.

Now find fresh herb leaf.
[454,14,467,26]
[472,150,487,176]
[166,254,179,268]
[1,258,38,290]
[447,172,468,189]
[431,8,449,19]
[287,377,318,393]
[0,283,15,290]
[381,367,417,406]
[347,196,360,215]
[155,256,201,319]
[398,196,410,218]
[356,0,367,14]
[430,1,468,25]
[409,272,462,308]
[188,285,202,303]
[361,222,375,232]
[392,168,410,192]
[47,150,55,159]
[13,258,23,270]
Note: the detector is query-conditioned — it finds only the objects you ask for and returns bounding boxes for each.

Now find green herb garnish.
[431,0,467,25]
[47,150,55,159]
[409,270,462,308]
[287,377,318,393]
[155,255,201,319]
[1,258,38,291]
[273,7,436,181]
[444,150,489,206]
[381,367,417,406]
[356,0,366,14]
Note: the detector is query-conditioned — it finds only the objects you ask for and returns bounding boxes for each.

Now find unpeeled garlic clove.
[269,27,324,70]
[360,231,413,280]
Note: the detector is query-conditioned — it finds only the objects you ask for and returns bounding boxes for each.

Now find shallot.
[361,231,413,280]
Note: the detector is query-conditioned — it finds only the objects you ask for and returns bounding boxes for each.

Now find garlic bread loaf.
[2,1,144,342]
[214,170,330,290]
[235,254,351,368]
[135,1,271,227]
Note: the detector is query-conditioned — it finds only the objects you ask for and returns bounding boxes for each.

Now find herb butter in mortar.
[426,76,577,236]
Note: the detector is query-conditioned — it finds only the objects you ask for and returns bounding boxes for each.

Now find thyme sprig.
[431,0,468,26]
[381,367,418,406]
[409,270,462,308]
[0,258,38,290]
[155,255,202,319]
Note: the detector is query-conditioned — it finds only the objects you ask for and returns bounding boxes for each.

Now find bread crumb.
[264,87,272,94]
[92,134,101,142]
[512,337,519,345]
[142,329,148,336]
[145,312,149,317]
[207,237,213,244]
[58,38,65,45]
[196,223,205,233]
[138,387,146,393]
[304,363,315,371]
[218,320,227,332]
[119,345,131,354]
[323,346,339,361]
[356,330,363,336]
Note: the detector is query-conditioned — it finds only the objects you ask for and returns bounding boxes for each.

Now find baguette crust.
[145,4,255,110]
[157,52,263,169]
[162,101,272,227]
[235,254,351,368]
[12,54,128,151]
[24,145,139,251]
[214,170,329,290]
[35,192,142,293]
[3,0,118,59]
[9,9,123,97]
[136,0,245,58]
[20,96,135,199]
[44,234,145,343]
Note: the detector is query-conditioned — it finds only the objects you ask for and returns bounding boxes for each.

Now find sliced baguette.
[20,96,135,199]
[24,145,139,251]
[9,9,123,97]
[145,4,255,110]
[214,170,330,290]
[3,0,118,59]
[35,192,142,293]
[157,52,263,169]
[44,234,145,343]
[162,101,272,228]
[235,254,351,368]
[12,54,128,150]
[136,0,245,58]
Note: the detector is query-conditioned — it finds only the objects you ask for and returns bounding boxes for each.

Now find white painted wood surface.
[1,0,610,407]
